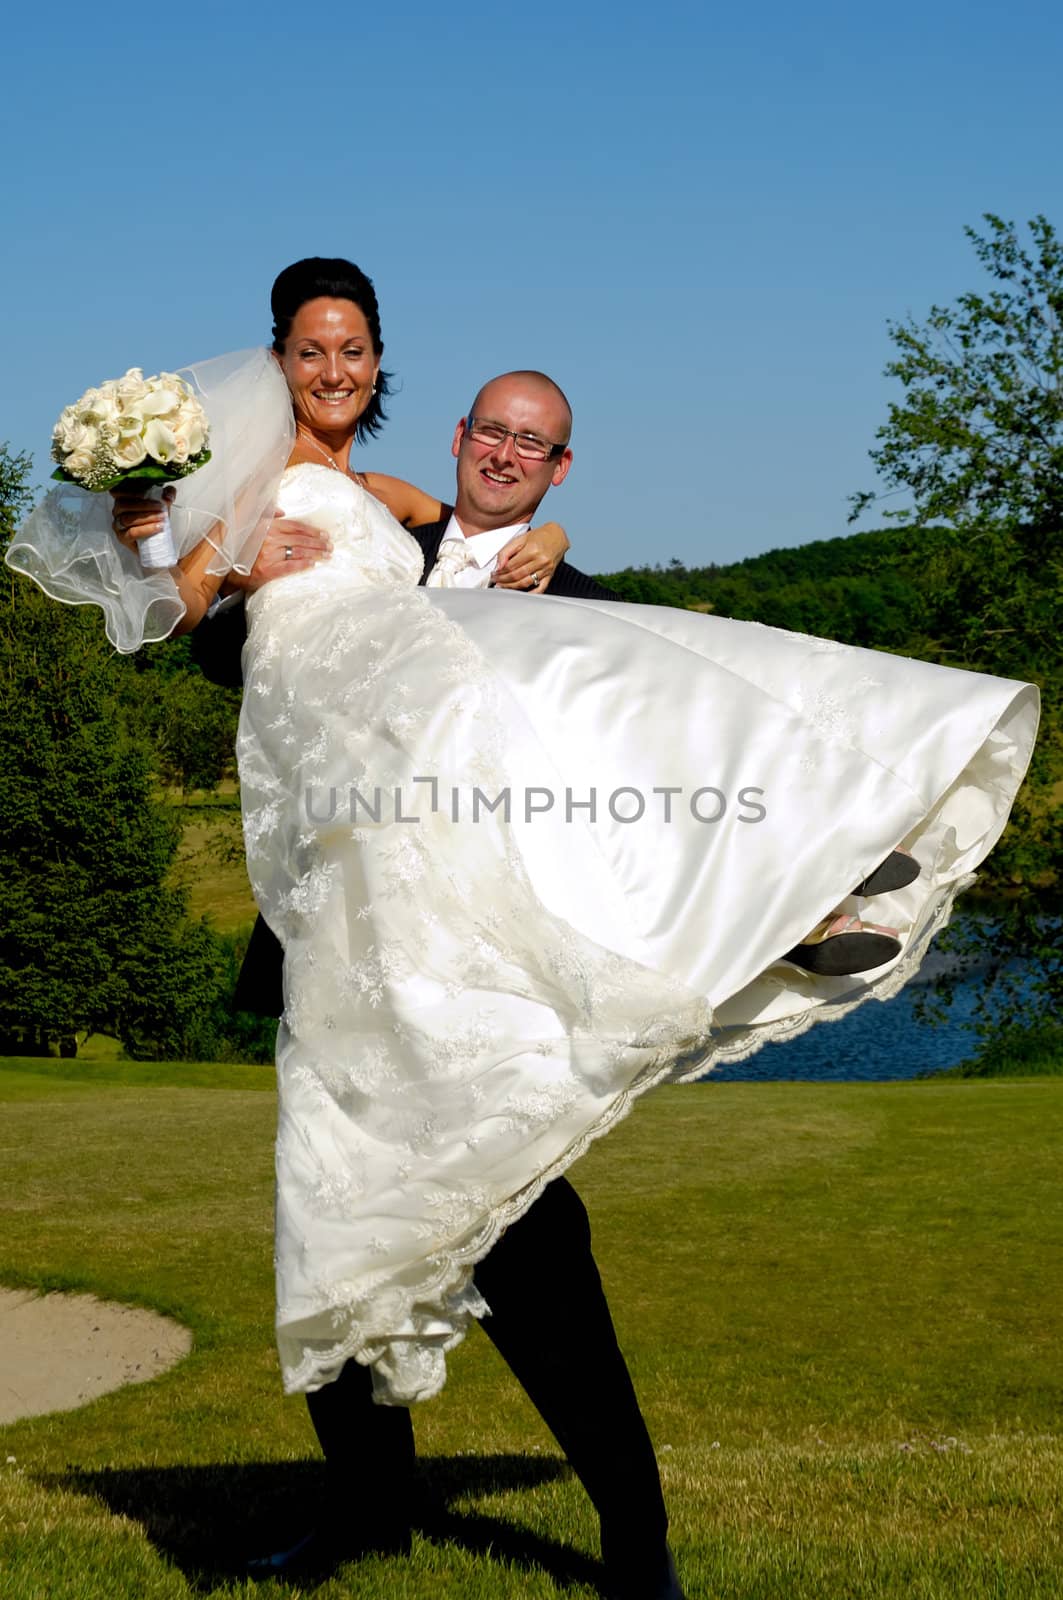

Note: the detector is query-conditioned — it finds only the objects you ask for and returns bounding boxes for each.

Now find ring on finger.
[284,545,293,561]
[528,571,541,588]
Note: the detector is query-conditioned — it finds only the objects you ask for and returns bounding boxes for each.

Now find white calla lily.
[143,418,177,462]
[140,387,182,418]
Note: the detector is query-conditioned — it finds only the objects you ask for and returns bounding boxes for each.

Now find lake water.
[708,948,995,1083]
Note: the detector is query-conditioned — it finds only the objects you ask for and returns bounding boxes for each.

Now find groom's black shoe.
[247,1528,327,1582]
[603,1539,687,1600]
[247,1514,412,1581]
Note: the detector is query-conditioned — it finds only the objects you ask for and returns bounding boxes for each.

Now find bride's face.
[279,298,381,436]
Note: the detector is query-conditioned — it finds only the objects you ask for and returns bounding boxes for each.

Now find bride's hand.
[493,521,570,591]
[110,485,175,551]
[230,512,332,593]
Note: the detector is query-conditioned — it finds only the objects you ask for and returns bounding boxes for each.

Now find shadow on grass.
[48,1454,607,1594]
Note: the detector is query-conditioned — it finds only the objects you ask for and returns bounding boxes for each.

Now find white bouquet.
[51,369,212,568]
[9,349,293,651]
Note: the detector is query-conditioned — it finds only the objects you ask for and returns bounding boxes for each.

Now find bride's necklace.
[297,426,352,476]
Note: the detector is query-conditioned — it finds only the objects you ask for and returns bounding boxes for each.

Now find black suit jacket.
[200,508,620,1014]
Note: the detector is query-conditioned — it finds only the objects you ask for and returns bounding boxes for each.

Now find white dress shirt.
[425,514,532,589]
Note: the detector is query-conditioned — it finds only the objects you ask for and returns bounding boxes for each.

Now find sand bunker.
[0,1288,192,1423]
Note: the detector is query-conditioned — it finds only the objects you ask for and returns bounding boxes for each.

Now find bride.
[8,263,1039,1413]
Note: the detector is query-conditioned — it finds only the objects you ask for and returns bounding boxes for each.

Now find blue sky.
[3,0,1062,571]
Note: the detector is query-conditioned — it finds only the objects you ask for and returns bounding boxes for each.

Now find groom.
[186,371,685,1600]
[190,367,618,691]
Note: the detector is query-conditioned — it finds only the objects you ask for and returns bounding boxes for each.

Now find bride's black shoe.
[783,851,918,974]
[853,848,920,897]
[784,912,902,976]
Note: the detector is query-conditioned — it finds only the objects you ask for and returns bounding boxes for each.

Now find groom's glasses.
[465,417,567,462]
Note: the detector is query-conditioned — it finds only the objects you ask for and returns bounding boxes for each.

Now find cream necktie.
[425,536,476,587]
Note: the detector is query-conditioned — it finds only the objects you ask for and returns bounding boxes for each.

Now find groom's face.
[451,375,573,533]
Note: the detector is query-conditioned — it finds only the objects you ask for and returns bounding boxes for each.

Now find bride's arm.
[111,492,330,635]
[110,487,225,635]
[170,537,233,634]
[361,473,444,528]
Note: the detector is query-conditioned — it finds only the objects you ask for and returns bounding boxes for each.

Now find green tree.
[599,565,704,607]
[0,443,33,553]
[143,670,239,794]
[0,443,230,1057]
[850,213,1062,672]
[112,633,240,796]
[850,217,1062,1049]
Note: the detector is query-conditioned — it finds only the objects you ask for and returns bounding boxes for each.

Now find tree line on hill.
[1,214,1059,1062]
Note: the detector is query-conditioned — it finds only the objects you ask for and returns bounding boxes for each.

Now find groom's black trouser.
[305,1176,668,1554]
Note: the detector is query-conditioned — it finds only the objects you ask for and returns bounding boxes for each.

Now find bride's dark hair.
[271,257,393,441]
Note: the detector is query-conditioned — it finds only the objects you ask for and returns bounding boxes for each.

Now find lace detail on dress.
[240,482,718,1401]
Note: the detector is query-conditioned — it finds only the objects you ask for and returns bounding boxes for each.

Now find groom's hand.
[230,512,333,594]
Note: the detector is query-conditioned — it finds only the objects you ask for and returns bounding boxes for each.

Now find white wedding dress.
[235,464,1037,1406]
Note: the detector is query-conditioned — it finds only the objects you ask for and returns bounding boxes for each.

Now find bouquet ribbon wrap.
[6,349,295,653]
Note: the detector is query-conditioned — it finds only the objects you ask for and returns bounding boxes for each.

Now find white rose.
[74,422,99,455]
[159,372,191,400]
[143,418,177,462]
[52,415,76,451]
[176,404,207,456]
[64,446,96,480]
[59,421,97,459]
[112,432,149,468]
[75,387,103,416]
[115,367,145,391]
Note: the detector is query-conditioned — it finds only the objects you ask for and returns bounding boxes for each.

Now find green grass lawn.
[0,1063,1059,1598]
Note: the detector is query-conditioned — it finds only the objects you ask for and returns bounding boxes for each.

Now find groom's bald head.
[451,370,574,534]
[467,371,573,445]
